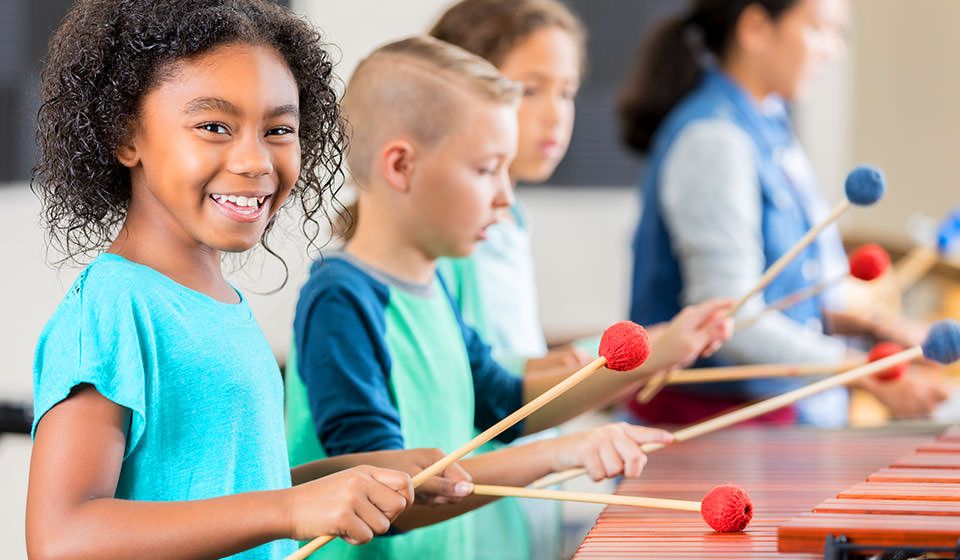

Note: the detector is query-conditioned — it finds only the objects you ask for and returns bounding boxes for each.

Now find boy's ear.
[380,139,416,193]
[114,122,141,168]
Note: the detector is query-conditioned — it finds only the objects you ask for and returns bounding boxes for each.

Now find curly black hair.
[32,0,346,271]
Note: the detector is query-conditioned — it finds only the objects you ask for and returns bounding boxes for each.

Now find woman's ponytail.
[618,1,799,155]
[618,15,702,154]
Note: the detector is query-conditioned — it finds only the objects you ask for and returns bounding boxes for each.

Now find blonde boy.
[285,36,729,559]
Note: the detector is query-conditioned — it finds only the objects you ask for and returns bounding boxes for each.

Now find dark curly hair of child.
[32,0,345,268]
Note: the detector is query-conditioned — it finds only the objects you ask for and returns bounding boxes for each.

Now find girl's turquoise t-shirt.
[32,254,295,559]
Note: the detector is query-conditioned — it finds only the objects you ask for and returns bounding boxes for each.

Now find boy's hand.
[526,345,593,373]
[285,465,413,544]
[372,448,474,506]
[550,423,673,481]
[328,448,474,506]
[644,299,733,373]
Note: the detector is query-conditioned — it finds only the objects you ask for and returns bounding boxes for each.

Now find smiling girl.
[21,2,461,558]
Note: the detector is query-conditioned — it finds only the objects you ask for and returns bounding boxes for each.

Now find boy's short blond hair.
[342,35,521,184]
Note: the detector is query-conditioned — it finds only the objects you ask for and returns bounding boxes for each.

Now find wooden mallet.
[637,360,860,393]
[635,341,908,403]
[471,483,752,533]
[285,321,652,560]
[735,244,891,333]
[538,319,960,489]
[727,165,887,318]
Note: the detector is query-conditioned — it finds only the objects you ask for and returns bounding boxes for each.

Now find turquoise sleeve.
[32,268,148,459]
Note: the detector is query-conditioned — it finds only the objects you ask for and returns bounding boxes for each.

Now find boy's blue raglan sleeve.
[294,281,405,455]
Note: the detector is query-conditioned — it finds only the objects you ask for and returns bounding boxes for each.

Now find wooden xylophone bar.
[778,424,960,554]
[572,425,940,559]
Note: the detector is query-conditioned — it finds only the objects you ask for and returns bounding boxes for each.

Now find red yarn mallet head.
[700,485,753,532]
[848,244,891,281]
[869,342,908,382]
[598,321,650,371]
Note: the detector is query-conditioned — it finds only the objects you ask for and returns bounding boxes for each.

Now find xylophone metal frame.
[822,534,960,560]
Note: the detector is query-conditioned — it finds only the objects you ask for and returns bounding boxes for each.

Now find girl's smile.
[210,192,272,222]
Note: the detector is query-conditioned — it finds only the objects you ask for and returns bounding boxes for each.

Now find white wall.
[847,0,960,245]
[295,0,451,85]
[1,186,51,559]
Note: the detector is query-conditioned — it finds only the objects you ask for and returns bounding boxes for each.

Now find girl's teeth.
[212,194,263,208]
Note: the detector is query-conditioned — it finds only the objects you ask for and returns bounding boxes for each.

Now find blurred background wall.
[1,1,958,556]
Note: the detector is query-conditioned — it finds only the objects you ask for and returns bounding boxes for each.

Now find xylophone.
[778,424,960,555]
[572,424,943,559]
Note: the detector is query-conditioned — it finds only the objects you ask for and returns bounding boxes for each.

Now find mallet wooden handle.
[635,360,862,405]
[894,245,939,291]
[287,357,609,559]
[729,200,851,317]
[410,356,607,486]
[531,436,672,489]
[659,360,863,386]
[539,348,922,489]
[670,346,922,443]
[635,370,669,404]
[529,468,588,489]
[472,484,701,512]
[734,274,845,332]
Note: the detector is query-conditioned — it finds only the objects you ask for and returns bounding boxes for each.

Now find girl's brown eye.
[199,122,228,134]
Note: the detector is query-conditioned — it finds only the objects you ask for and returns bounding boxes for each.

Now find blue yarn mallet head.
[921,319,960,364]
[937,208,960,254]
[844,165,886,206]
